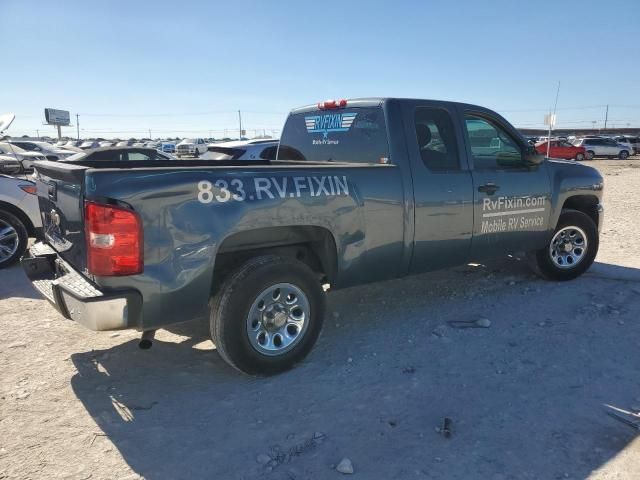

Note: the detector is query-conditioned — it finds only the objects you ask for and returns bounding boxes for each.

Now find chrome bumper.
[21,243,142,331]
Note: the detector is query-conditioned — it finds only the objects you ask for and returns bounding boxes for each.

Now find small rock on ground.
[336,458,354,474]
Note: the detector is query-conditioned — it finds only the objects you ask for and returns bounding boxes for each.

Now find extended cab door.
[461,110,552,259]
[402,102,474,273]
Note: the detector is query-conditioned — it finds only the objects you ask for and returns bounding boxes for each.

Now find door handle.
[478,183,500,195]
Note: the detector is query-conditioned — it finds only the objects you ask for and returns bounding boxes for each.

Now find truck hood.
[546,158,603,188]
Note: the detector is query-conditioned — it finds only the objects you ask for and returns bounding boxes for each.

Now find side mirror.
[524,146,545,165]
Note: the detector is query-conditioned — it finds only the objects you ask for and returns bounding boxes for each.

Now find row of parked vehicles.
[530,134,638,161]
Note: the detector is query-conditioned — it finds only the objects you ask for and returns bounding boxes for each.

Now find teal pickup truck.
[22,98,604,374]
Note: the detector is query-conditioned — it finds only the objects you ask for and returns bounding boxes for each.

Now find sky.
[2,0,639,139]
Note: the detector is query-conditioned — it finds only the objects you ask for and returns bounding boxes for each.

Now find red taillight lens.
[19,184,37,195]
[85,201,143,276]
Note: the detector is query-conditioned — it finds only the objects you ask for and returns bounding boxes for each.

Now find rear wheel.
[619,150,629,159]
[210,255,325,375]
[0,210,28,269]
[575,152,584,161]
[585,150,595,160]
[528,209,598,281]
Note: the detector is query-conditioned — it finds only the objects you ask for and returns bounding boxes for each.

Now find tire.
[193,150,199,158]
[210,255,325,375]
[585,150,595,160]
[0,210,29,269]
[528,209,598,281]
[575,153,584,161]
[619,150,629,159]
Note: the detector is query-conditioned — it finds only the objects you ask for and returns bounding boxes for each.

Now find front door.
[403,103,474,273]
[461,112,552,259]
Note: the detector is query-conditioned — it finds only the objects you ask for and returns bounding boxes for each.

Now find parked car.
[535,140,586,161]
[98,141,115,148]
[160,142,176,153]
[79,140,100,150]
[64,140,83,149]
[613,136,638,155]
[60,147,175,162]
[206,139,279,160]
[573,137,631,159]
[8,140,76,161]
[0,174,41,268]
[175,138,208,158]
[23,97,604,375]
[0,142,47,171]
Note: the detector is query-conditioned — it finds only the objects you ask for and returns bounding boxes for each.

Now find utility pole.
[36,129,40,140]
[76,114,80,140]
[238,110,243,140]
[603,105,609,132]
[148,128,152,139]
[546,81,560,159]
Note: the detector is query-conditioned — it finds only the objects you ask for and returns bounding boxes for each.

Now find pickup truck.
[22,98,604,375]
[175,138,208,158]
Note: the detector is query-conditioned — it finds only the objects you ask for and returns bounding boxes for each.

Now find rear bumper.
[21,243,142,331]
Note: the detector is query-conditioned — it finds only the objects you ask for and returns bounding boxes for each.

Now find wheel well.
[561,195,599,226]
[212,226,338,292]
[0,200,36,237]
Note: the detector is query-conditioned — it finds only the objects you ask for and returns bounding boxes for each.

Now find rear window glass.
[278,107,389,163]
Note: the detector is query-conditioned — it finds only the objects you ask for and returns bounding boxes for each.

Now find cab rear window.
[278,107,389,164]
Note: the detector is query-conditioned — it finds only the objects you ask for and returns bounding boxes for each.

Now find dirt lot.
[1,160,640,480]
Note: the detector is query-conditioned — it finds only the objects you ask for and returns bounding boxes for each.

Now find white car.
[614,136,639,155]
[0,142,47,171]
[573,137,631,159]
[98,141,115,148]
[206,139,279,160]
[79,140,100,149]
[8,140,76,160]
[175,138,208,158]
[0,174,41,268]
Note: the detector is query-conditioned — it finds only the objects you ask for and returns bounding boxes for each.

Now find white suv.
[573,137,631,160]
[175,138,208,158]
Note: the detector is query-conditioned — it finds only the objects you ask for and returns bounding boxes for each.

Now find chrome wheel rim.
[549,226,588,269]
[246,283,309,356]
[0,220,19,263]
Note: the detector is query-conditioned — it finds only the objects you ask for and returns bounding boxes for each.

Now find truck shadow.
[70,258,640,479]
[0,264,42,300]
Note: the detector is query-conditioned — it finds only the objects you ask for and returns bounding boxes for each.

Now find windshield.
[181,138,196,144]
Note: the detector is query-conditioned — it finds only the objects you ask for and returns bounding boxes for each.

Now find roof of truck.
[289,97,489,114]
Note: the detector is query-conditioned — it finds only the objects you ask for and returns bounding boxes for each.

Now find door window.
[414,107,459,171]
[464,116,523,169]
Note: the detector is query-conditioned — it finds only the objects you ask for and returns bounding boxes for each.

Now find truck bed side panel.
[88,164,405,329]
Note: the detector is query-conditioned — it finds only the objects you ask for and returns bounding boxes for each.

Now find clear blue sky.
[2,0,639,139]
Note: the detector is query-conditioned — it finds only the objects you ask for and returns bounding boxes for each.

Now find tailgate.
[33,161,89,271]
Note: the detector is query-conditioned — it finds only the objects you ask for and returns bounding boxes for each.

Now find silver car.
[0,174,41,268]
[205,139,279,160]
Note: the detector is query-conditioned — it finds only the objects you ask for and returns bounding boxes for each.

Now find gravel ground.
[1,160,640,480]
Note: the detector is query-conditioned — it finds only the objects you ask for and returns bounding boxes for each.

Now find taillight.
[19,184,37,195]
[85,201,143,276]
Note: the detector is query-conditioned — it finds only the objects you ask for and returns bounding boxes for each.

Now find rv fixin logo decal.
[305,112,357,139]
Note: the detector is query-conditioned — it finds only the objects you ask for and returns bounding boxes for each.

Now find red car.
[535,140,586,161]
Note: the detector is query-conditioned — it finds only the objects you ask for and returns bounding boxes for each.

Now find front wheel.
[528,209,598,281]
[0,210,29,269]
[210,255,325,375]
[619,150,629,159]
[585,150,595,160]
[575,153,584,161]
